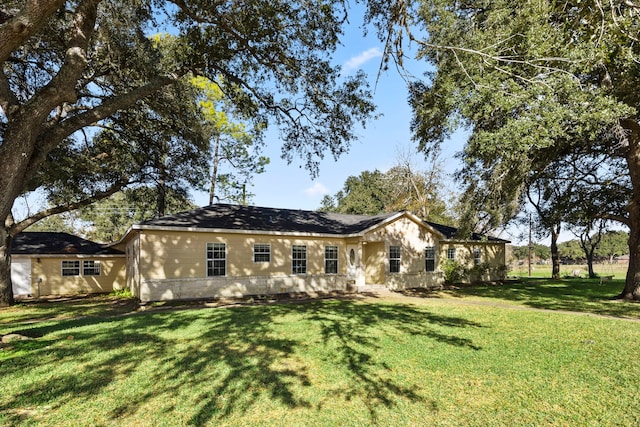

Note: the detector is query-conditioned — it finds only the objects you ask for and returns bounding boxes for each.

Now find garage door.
[11,258,32,296]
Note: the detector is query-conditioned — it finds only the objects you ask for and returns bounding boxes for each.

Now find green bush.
[468,262,491,282]
[441,259,466,284]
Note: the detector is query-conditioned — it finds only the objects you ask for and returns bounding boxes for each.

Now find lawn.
[1,285,639,426]
[509,262,628,279]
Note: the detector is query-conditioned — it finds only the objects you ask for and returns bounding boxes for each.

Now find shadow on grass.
[0,296,139,334]
[408,279,640,319]
[0,298,483,425]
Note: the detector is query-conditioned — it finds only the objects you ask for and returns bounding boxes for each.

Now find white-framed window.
[389,246,401,273]
[292,245,307,274]
[447,247,456,260]
[473,247,482,265]
[207,242,226,276]
[254,244,271,263]
[325,245,338,274]
[82,260,101,276]
[425,247,436,272]
[62,260,80,277]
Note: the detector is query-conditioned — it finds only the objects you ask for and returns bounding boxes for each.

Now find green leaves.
[403,0,638,233]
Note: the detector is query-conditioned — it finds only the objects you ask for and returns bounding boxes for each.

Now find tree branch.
[9,179,129,236]
[25,0,101,117]
[22,73,182,184]
[0,0,65,63]
[0,69,19,118]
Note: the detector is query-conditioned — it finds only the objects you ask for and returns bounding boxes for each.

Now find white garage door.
[11,258,32,296]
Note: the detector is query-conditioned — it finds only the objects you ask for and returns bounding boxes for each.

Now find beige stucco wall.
[440,241,507,282]
[136,230,348,281]
[127,215,508,301]
[364,217,439,273]
[139,274,348,302]
[29,256,126,296]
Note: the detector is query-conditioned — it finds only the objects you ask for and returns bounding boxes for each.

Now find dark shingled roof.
[425,222,510,243]
[138,204,399,235]
[11,232,124,255]
[137,204,508,242]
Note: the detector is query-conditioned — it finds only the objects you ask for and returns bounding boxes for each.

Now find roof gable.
[11,232,124,255]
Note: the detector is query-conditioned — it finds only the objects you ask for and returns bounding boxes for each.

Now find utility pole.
[528,213,532,277]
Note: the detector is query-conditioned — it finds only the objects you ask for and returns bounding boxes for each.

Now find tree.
[558,240,585,262]
[401,0,640,299]
[569,218,608,278]
[319,170,390,215]
[319,160,454,223]
[596,231,629,262]
[0,0,379,305]
[78,188,198,243]
[190,76,269,205]
[384,147,452,224]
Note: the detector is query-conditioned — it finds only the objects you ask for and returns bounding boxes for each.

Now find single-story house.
[10,232,126,298]
[111,204,509,302]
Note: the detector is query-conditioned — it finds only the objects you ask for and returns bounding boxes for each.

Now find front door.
[11,258,32,296]
[347,245,359,283]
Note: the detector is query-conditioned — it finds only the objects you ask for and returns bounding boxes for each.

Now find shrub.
[442,259,466,284]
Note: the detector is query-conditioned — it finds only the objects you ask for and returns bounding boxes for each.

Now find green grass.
[510,262,628,279]
[1,286,640,426]
[430,278,640,319]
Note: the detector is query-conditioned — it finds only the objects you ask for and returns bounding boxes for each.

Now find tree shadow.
[0,298,483,425]
[408,279,640,318]
[298,300,482,422]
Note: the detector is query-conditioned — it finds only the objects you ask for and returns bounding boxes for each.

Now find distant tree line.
[512,231,629,265]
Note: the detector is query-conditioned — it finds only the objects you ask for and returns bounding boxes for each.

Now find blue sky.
[192,8,467,214]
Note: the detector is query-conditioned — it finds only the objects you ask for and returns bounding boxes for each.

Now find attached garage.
[10,232,126,297]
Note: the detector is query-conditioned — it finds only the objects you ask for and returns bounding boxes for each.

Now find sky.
[192,7,469,219]
[11,5,534,243]
[183,6,537,243]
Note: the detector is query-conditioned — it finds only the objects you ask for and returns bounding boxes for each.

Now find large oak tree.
[0,0,384,305]
[403,0,640,299]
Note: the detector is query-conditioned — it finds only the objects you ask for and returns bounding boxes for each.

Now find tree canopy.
[0,0,387,305]
[402,0,640,299]
[319,152,454,224]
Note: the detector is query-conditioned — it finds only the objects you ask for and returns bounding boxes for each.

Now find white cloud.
[343,47,383,72]
[304,182,330,197]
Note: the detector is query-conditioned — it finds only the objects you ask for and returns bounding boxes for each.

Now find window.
[82,260,101,276]
[207,243,226,276]
[292,245,307,274]
[473,247,482,265]
[62,260,80,276]
[389,246,401,273]
[325,246,338,274]
[447,247,456,260]
[254,244,271,263]
[425,247,436,272]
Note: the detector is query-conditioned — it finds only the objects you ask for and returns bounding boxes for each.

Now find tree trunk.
[586,251,595,278]
[209,134,221,205]
[0,227,15,307]
[550,224,561,279]
[157,163,167,217]
[621,118,640,300]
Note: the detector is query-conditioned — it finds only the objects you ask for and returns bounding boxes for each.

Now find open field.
[1,283,639,426]
[510,262,628,279]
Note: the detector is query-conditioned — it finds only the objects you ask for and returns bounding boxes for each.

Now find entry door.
[11,258,32,296]
[347,245,359,282]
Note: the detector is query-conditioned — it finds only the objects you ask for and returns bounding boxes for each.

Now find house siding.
[28,256,126,296]
[125,212,509,301]
[133,230,350,301]
[440,242,507,282]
